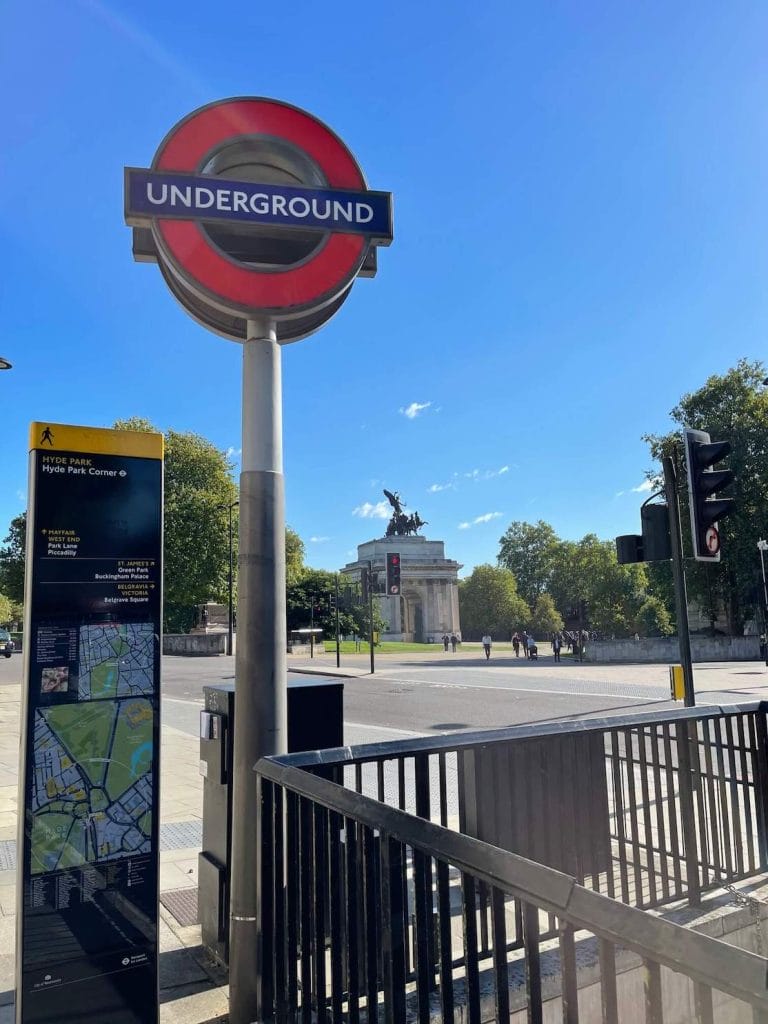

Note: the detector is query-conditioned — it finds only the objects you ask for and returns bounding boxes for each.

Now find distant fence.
[586,634,761,663]
[163,632,226,656]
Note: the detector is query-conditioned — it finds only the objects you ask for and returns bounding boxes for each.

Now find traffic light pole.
[368,559,375,674]
[663,456,696,707]
[335,574,341,668]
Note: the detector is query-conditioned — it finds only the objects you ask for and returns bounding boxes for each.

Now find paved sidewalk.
[0,683,229,1024]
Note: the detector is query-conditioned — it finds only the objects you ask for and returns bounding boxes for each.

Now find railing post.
[754,710,768,868]
[676,721,701,905]
[255,774,275,1022]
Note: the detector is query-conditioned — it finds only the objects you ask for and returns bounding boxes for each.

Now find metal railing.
[255,757,768,1023]
[254,701,768,1022]
[275,701,768,911]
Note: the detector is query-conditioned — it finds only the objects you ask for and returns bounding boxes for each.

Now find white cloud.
[16,489,25,505]
[428,481,455,493]
[352,501,390,519]
[458,511,503,529]
[399,401,431,420]
[309,536,330,543]
[226,446,242,459]
[464,465,509,481]
[474,511,503,524]
[631,479,654,493]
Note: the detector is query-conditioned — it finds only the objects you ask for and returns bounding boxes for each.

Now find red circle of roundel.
[151,98,367,315]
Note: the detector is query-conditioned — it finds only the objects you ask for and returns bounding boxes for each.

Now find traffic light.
[386,551,401,595]
[641,504,672,561]
[683,428,735,562]
[616,503,671,564]
[616,534,643,564]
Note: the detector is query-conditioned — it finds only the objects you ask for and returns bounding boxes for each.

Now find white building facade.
[342,535,462,643]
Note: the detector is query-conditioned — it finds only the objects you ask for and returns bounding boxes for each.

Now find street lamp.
[758,539,768,667]
[0,357,11,371]
[217,500,239,656]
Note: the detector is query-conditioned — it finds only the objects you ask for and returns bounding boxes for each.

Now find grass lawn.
[322,640,521,654]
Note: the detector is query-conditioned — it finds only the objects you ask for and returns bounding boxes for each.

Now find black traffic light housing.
[683,428,735,562]
[386,551,401,595]
[616,501,671,564]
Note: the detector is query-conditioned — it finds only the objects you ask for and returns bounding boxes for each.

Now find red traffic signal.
[386,551,402,595]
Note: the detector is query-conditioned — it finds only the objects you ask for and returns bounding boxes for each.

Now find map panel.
[30,699,153,875]
[78,622,154,700]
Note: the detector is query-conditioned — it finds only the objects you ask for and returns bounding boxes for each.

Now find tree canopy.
[530,593,564,636]
[114,418,238,632]
[643,359,768,633]
[496,522,651,637]
[497,520,558,608]
[0,513,25,605]
[458,564,530,640]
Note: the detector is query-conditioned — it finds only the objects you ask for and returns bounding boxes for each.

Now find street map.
[30,699,153,875]
[77,622,154,700]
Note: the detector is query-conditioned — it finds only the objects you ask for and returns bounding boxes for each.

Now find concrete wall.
[163,632,226,656]
[587,635,760,663]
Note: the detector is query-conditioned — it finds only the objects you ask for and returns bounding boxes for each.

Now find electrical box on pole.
[683,428,735,562]
[386,551,402,595]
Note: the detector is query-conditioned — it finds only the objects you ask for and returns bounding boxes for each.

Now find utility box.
[458,732,612,878]
[198,675,344,967]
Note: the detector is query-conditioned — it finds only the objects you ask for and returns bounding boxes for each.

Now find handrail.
[257,755,768,1008]
[266,698,765,770]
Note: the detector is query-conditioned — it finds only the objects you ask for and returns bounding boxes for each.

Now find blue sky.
[1,1,767,577]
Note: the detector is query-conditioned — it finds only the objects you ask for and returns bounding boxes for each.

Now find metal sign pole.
[368,559,375,674]
[229,318,287,1024]
[335,573,341,668]
[663,456,696,706]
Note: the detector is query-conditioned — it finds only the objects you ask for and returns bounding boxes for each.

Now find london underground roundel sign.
[125,98,393,343]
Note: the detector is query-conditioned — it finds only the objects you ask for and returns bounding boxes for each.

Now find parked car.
[0,630,14,658]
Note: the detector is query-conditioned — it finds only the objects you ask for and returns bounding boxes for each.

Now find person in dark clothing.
[552,632,562,662]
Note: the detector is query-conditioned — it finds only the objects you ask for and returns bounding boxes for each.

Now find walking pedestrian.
[481,632,492,660]
[552,632,562,663]
[512,632,520,658]
[442,633,449,651]
[526,632,535,659]
[450,632,458,653]
[521,630,530,659]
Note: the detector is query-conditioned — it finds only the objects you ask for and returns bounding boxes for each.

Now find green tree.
[285,527,305,586]
[497,520,559,608]
[635,596,674,637]
[114,418,237,633]
[458,564,530,640]
[288,570,382,640]
[529,593,564,636]
[643,359,768,633]
[0,512,26,605]
[0,592,11,625]
[548,534,648,637]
